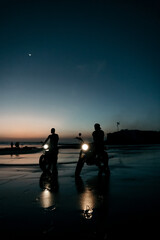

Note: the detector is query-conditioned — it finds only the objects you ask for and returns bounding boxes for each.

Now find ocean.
[0,142,160,169]
[0,141,42,149]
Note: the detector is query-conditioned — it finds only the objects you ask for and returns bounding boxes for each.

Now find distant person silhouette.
[15,142,20,148]
[43,128,59,172]
[75,133,83,143]
[11,142,13,148]
[92,123,104,154]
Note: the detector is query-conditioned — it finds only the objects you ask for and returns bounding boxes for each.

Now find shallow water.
[0,144,160,167]
[0,148,80,165]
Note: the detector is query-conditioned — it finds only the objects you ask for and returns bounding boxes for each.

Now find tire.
[98,151,110,175]
[39,154,49,172]
[75,158,84,176]
[102,151,110,175]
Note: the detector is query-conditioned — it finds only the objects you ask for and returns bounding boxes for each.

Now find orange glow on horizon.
[0,113,94,142]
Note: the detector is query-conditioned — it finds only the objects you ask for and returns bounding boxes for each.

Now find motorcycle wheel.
[100,151,110,175]
[75,158,84,176]
[39,154,50,172]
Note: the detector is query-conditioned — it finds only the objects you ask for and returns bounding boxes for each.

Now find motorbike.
[75,133,110,176]
[39,144,58,174]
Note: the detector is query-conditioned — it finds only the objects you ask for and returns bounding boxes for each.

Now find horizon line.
[0,129,160,142]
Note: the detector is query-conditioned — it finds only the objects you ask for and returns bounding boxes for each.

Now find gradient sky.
[0,0,160,142]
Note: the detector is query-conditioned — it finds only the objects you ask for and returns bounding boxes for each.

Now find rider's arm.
[42,135,50,146]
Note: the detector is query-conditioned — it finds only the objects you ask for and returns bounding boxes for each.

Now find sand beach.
[0,145,160,239]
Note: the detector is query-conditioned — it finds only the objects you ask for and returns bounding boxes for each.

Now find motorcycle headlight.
[82,143,89,151]
[43,144,49,150]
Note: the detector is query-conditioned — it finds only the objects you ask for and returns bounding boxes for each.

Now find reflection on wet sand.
[40,189,55,209]
[39,171,59,209]
[0,145,160,239]
[75,175,110,238]
[38,170,110,239]
[75,176,95,219]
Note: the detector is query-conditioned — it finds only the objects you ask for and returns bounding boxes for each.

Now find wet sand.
[0,146,160,239]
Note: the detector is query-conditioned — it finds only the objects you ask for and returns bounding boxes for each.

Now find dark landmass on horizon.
[106,129,160,145]
[60,129,160,145]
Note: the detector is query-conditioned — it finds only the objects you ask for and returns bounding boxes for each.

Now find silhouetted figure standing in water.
[92,123,104,154]
[75,133,83,143]
[11,142,13,148]
[43,128,59,174]
[15,142,20,148]
[92,123,110,174]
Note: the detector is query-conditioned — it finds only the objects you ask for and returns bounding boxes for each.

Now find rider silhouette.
[92,123,104,154]
[43,128,59,152]
[43,128,59,171]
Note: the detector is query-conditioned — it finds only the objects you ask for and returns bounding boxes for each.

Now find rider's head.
[51,128,55,134]
[94,123,101,130]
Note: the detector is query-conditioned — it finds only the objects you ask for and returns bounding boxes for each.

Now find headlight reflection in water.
[80,189,95,219]
[40,189,55,209]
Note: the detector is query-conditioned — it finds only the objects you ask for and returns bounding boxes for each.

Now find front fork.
[75,150,85,176]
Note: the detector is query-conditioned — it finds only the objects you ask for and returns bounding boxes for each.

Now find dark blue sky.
[0,0,160,141]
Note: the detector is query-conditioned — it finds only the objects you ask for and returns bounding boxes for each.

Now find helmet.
[94,123,101,130]
[51,128,55,133]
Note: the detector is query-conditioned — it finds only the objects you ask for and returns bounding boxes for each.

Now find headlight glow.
[82,143,89,151]
[43,144,49,150]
